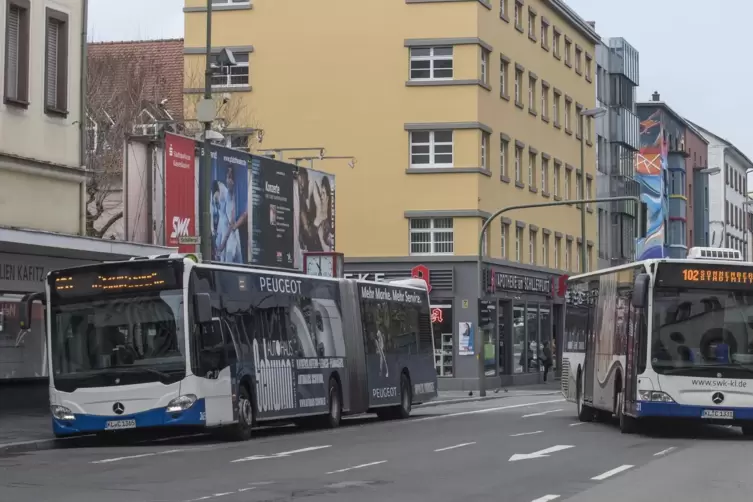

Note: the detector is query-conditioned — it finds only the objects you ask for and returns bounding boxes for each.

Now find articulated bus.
[561,247,753,434]
[20,254,438,440]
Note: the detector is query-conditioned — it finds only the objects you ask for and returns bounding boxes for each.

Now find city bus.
[19,254,438,440]
[561,247,753,435]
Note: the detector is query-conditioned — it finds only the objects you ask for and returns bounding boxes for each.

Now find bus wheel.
[324,377,342,429]
[397,373,413,419]
[228,385,254,441]
[741,424,753,437]
[576,372,594,422]
[617,390,638,434]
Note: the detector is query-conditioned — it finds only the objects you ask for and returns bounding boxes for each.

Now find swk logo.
[171,216,191,238]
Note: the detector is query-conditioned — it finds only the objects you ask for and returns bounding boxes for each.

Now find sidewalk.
[0,381,562,453]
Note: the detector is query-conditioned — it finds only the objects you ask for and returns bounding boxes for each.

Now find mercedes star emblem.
[712,392,725,405]
[112,402,125,415]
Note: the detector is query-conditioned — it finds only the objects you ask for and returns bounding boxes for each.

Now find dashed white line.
[522,409,563,418]
[591,464,634,481]
[411,398,566,422]
[510,431,543,437]
[569,422,586,427]
[653,447,676,457]
[434,442,476,452]
[531,495,560,502]
[183,487,258,502]
[326,460,387,475]
[232,445,331,463]
[91,448,190,464]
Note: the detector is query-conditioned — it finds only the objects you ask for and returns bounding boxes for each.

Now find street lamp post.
[578,107,606,274]
[475,196,643,397]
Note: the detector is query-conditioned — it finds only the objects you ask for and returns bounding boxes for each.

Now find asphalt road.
[0,391,750,502]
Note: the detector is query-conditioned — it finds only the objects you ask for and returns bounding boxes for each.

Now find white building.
[0,1,173,396]
[689,122,753,259]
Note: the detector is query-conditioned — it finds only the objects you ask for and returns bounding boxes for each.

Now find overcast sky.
[88,0,749,158]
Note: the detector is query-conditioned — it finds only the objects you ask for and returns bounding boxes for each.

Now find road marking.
[522,409,563,418]
[531,496,560,502]
[591,464,634,481]
[232,445,331,463]
[569,422,585,427]
[434,442,476,452]
[326,460,387,475]
[91,448,190,464]
[510,431,543,437]
[653,447,676,456]
[183,487,257,501]
[508,445,574,462]
[412,398,566,422]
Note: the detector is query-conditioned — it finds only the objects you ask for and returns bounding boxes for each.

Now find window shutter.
[46,20,60,108]
[6,6,21,99]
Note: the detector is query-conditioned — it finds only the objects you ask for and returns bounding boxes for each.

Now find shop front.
[0,226,174,411]
[344,257,567,391]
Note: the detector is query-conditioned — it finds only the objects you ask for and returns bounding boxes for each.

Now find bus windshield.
[651,288,753,378]
[50,290,186,392]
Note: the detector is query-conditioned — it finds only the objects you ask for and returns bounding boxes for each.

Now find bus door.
[194,317,235,425]
[583,288,597,405]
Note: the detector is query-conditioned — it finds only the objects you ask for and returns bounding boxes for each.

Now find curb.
[417,390,561,409]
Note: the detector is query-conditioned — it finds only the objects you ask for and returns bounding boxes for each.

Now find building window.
[480,49,489,85]
[4,0,30,105]
[501,222,509,258]
[481,132,489,169]
[575,46,582,73]
[565,170,571,200]
[576,243,582,272]
[585,55,592,81]
[514,68,523,104]
[553,162,560,196]
[565,241,571,271]
[586,116,592,142]
[528,151,536,187]
[410,218,454,255]
[513,1,522,30]
[410,131,453,168]
[575,105,583,137]
[500,56,509,97]
[587,244,593,271]
[500,0,508,18]
[211,52,250,87]
[564,39,572,66]
[500,135,509,177]
[515,145,523,183]
[553,92,560,126]
[541,20,549,49]
[541,83,549,120]
[564,99,572,131]
[575,173,582,200]
[515,227,523,261]
[586,178,592,208]
[212,0,251,4]
[528,76,536,111]
[44,9,69,114]
[409,46,453,80]
[529,230,537,265]
[542,234,549,267]
[541,157,549,192]
[527,9,536,39]
[554,236,561,269]
[553,30,561,58]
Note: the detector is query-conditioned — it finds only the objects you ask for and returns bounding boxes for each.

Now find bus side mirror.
[19,292,45,330]
[632,274,649,309]
[193,293,212,324]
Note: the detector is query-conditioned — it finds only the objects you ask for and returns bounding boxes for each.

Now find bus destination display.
[656,263,753,289]
[51,266,180,298]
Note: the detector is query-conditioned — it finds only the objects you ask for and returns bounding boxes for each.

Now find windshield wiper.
[113,367,175,380]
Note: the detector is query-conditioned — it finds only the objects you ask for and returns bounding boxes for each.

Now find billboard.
[210,146,250,264]
[248,155,296,268]
[164,133,196,252]
[294,167,336,268]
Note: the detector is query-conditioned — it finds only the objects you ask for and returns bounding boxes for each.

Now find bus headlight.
[166,394,197,413]
[51,405,75,421]
[639,390,675,403]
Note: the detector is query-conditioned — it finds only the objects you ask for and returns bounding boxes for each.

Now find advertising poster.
[459,321,474,355]
[210,146,249,264]
[248,155,296,267]
[294,167,336,268]
[164,133,196,253]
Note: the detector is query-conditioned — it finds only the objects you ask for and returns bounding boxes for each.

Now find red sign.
[431,308,443,323]
[164,133,196,253]
[411,264,431,292]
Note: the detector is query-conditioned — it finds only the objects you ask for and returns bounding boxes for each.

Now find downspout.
[79,0,89,235]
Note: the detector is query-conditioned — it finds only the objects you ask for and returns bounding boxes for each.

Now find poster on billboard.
[248,155,296,268]
[164,133,197,253]
[210,146,250,264]
[294,167,336,268]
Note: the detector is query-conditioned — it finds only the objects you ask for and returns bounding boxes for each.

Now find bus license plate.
[702,409,734,420]
[105,419,137,430]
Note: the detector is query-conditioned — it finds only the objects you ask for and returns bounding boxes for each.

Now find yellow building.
[183,0,600,388]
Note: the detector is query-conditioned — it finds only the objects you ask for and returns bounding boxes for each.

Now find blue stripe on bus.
[637,400,753,419]
[52,398,206,436]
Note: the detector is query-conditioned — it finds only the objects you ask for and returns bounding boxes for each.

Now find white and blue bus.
[562,247,753,434]
[20,254,438,440]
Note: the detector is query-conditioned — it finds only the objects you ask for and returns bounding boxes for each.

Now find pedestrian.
[540,341,553,382]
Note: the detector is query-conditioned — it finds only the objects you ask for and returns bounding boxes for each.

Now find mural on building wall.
[635,109,667,259]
